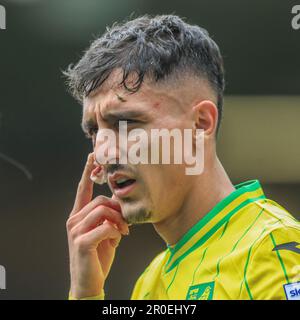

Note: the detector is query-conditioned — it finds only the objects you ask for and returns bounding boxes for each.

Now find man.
[64,15,300,300]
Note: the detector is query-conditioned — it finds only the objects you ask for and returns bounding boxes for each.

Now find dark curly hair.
[63,14,225,132]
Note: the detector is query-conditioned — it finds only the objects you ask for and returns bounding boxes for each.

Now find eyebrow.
[101,110,146,122]
[81,110,146,134]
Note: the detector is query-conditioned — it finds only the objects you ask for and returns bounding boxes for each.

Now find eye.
[123,119,138,125]
[113,119,139,128]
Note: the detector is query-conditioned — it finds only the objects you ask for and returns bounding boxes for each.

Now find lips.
[91,166,137,197]
[108,172,137,197]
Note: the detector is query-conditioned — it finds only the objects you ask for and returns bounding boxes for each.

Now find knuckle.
[74,236,89,251]
[66,218,73,231]
[95,204,107,214]
[103,221,119,233]
[92,205,111,219]
[69,227,79,241]
[95,195,106,204]
[66,216,76,230]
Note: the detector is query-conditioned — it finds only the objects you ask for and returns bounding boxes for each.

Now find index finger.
[71,152,96,215]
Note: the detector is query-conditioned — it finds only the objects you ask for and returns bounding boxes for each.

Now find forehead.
[81,68,202,126]
[82,75,177,120]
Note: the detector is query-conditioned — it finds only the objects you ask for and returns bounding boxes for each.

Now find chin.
[121,202,152,225]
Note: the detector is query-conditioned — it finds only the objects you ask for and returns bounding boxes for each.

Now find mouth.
[109,173,137,198]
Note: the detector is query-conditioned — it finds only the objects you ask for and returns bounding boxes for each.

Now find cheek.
[142,164,184,190]
[137,165,164,194]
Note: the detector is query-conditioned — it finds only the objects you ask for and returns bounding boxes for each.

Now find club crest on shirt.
[186,281,215,300]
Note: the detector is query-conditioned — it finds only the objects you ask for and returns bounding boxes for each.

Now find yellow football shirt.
[130,180,300,300]
[69,180,300,300]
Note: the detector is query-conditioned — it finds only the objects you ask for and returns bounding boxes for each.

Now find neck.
[153,156,235,247]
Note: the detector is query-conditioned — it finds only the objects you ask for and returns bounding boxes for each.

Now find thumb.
[109,238,121,248]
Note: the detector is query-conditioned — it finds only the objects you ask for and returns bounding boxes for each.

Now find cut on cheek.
[153,101,161,109]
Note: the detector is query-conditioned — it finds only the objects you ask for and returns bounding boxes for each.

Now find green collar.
[164,180,265,273]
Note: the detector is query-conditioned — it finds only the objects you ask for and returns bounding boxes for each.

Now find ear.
[192,100,218,137]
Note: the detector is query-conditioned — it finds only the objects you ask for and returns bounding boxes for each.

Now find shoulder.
[255,198,298,222]
[250,197,300,254]
[130,249,168,299]
[137,249,168,280]
[239,200,300,299]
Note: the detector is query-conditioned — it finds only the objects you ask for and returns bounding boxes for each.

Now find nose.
[94,128,120,165]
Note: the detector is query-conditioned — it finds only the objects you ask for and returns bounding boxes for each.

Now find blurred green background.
[0,0,299,299]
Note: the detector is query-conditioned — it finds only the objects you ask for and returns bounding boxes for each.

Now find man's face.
[82,71,201,225]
